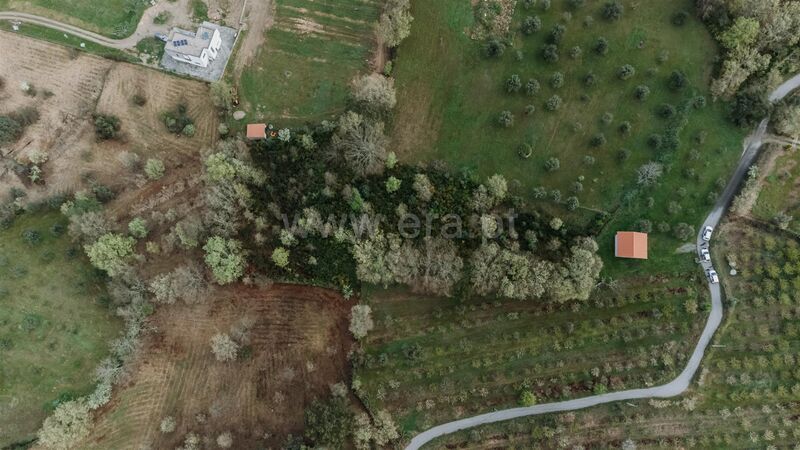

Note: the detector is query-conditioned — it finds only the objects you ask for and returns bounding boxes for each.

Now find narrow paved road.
[405,74,800,450]
[0,1,191,49]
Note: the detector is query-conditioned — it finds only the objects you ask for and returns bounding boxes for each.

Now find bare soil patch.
[0,31,217,204]
[81,283,353,449]
[230,0,275,78]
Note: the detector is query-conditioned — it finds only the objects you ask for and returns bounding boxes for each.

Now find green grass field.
[427,221,800,449]
[238,0,381,123]
[0,0,149,37]
[355,277,709,435]
[391,0,746,278]
[0,212,122,447]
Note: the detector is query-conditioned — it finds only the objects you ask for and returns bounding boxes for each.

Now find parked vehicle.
[702,226,713,242]
[706,269,719,284]
[700,247,711,262]
[155,32,168,43]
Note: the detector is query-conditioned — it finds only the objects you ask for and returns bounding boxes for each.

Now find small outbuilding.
[246,123,267,140]
[615,231,648,259]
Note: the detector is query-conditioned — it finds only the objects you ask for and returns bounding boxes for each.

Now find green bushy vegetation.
[0,212,122,447]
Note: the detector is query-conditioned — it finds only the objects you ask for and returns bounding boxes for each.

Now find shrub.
[160,416,176,433]
[132,94,147,106]
[521,16,542,34]
[673,222,694,241]
[144,158,165,180]
[272,246,290,268]
[22,229,42,245]
[210,333,239,361]
[634,85,650,100]
[566,196,579,210]
[519,390,537,406]
[10,106,40,127]
[672,11,689,26]
[506,74,522,93]
[637,162,664,186]
[128,217,148,238]
[412,173,435,201]
[498,110,515,127]
[525,79,540,96]
[584,72,598,87]
[548,24,566,44]
[647,134,663,149]
[594,37,609,55]
[546,95,563,111]
[203,236,246,284]
[385,176,402,193]
[619,121,632,135]
[349,304,374,339]
[618,64,636,80]
[484,39,505,58]
[601,112,614,125]
[162,104,194,135]
[618,148,631,162]
[544,157,560,172]
[216,432,233,448]
[590,133,606,147]
[181,124,196,137]
[658,103,677,119]
[668,70,688,91]
[93,114,121,140]
[542,44,559,62]
[210,80,235,111]
[567,0,585,9]
[602,1,623,21]
[570,45,582,59]
[304,397,353,448]
[524,104,536,115]
[550,72,564,89]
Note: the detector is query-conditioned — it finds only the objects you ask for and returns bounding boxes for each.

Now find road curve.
[405,74,800,450]
[0,4,184,49]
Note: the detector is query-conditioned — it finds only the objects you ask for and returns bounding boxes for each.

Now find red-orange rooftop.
[246,123,267,140]
[615,231,648,259]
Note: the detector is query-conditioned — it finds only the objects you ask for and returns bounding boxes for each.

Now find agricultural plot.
[391,0,745,275]
[238,0,381,123]
[0,212,122,447]
[0,0,149,37]
[83,284,353,449]
[429,220,800,449]
[355,280,709,436]
[752,146,800,234]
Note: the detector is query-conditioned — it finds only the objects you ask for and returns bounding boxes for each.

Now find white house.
[164,22,223,68]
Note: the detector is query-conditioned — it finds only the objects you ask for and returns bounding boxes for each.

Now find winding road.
[0,0,192,49]
[406,75,800,450]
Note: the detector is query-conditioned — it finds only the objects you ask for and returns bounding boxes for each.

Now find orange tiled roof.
[246,123,267,139]
[615,231,648,259]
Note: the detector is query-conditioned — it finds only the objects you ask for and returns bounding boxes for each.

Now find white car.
[706,269,719,284]
[701,226,713,242]
[700,248,711,262]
